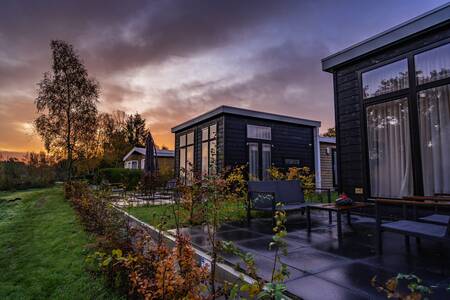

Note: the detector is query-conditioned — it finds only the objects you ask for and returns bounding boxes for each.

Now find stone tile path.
[181,211,450,299]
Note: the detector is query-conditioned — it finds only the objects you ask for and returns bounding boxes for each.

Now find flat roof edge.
[322,3,450,72]
[319,136,336,144]
[171,105,321,132]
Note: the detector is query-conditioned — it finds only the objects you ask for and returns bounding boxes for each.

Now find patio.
[174,210,450,300]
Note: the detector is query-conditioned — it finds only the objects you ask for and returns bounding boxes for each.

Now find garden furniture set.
[247,180,450,253]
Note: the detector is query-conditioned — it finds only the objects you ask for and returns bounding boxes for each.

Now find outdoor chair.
[401,196,450,226]
[375,199,450,255]
[247,180,310,226]
[419,214,450,225]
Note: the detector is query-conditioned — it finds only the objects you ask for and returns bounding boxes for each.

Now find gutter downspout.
[313,127,321,189]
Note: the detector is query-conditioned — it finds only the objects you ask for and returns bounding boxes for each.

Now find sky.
[0,0,448,152]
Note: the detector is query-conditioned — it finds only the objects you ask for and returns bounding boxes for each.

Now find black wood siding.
[332,25,450,201]
[223,114,315,172]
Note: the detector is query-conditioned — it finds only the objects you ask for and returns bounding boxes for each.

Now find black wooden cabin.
[171,106,321,183]
[322,4,450,201]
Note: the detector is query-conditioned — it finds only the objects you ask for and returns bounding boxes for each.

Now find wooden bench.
[247,180,312,226]
[375,199,450,255]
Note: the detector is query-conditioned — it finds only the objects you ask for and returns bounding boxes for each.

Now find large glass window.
[415,43,450,85]
[187,132,194,145]
[262,144,271,180]
[201,124,218,178]
[362,59,409,99]
[201,142,208,177]
[209,140,217,175]
[418,84,450,196]
[366,98,413,198]
[180,135,186,147]
[201,127,208,141]
[179,148,186,179]
[186,146,194,184]
[361,41,450,198]
[248,143,259,181]
[179,132,194,182]
[210,124,217,139]
[247,125,271,140]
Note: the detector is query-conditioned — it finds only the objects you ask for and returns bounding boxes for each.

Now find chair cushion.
[382,220,447,239]
[419,214,450,225]
[252,203,308,211]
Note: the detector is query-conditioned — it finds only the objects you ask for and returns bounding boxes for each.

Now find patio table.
[306,202,372,246]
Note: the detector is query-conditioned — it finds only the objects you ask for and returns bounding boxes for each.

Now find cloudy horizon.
[0,0,447,153]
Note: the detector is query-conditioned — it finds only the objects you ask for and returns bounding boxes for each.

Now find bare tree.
[35,40,99,181]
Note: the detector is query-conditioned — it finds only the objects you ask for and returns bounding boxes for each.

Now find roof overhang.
[171,105,321,133]
[123,147,145,161]
[319,136,336,144]
[322,3,450,72]
[123,147,174,161]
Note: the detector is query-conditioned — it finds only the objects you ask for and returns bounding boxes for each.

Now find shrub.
[0,159,55,190]
[65,181,209,299]
[268,166,315,198]
[97,168,142,190]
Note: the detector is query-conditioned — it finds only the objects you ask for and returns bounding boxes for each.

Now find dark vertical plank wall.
[333,26,450,201]
[174,116,224,176]
[223,114,315,172]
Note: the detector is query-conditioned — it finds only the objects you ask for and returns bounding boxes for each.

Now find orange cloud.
[0,96,43,152]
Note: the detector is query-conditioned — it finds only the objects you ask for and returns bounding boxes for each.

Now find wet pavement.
[179,211,450,300]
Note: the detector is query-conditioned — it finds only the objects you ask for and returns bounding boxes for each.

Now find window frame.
[178,131,195,182]
[200,123,218,178]
[246,124,273,180]
[358,38,450,198]
[414,41,450,86]
[416,84,450,196]
[361,58,410,99]
[247,124,272,140]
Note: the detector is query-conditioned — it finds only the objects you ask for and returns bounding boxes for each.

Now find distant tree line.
[0,152,59,190]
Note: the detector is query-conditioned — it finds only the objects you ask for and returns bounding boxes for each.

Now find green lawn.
[0,187,123,300]
[125,201,250,229]
[126,191,339,229]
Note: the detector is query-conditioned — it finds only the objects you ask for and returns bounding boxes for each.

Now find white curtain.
[418,84,450,196]
[262,144,271,180]
[367,98,413,198]
[249,143,259,180]
[247,125,271,140]
[201,142,208,178]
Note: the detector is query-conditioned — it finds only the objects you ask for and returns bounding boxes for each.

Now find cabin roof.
[171,105,321,133]
[123,147,174,161]
[319,136,336,144]
[322,3,450,72]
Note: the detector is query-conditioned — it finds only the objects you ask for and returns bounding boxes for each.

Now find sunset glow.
[0,0,446,153]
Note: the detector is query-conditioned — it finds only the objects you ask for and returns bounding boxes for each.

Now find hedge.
[97,168,142,190]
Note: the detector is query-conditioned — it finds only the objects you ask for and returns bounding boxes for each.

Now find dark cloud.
[0,0,295,74]
[90,0,294,72]
[0,0,446,150]
[142,40,334,140]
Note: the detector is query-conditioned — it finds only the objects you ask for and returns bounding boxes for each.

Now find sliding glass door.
[418,84,450,196]
[262,144,271,180]
[248,143,259,181]
[248,142,272,181]
[366,98,413,198]
[362,41,450,198]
